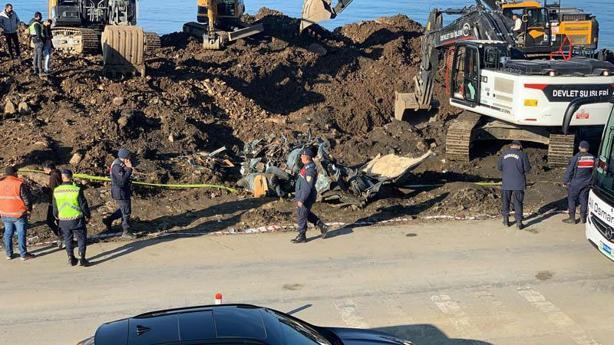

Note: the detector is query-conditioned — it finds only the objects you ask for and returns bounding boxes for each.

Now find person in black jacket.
[43,162,63,248]
[562,141,595,224]
[497,140,532,229]
[103,148,135,239]
[291,148,328,244]
[42,19,54,74]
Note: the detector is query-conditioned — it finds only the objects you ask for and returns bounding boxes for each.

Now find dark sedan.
[77,304,413,345]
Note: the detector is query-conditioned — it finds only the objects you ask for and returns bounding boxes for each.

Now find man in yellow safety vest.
[53,170,91,267]
[27,11,43,76]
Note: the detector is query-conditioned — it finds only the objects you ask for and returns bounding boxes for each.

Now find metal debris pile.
[237,134,433,207]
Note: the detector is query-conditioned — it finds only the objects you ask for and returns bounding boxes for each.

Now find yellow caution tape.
[404,181,502,188]
[18,169,238,193]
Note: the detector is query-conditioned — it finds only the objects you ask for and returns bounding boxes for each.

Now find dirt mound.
[0,10,566,244]
[1,10,431,181]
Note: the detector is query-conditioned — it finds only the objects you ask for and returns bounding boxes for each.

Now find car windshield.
[267,310,332,345]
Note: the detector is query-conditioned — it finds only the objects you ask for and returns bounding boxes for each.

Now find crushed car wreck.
[237,134,433,207]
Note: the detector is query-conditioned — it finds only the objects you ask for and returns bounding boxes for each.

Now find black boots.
[317,221,329,239]
[293,221,330,243]
[69,256,89,267]
[102,217,113,232]
[291,234,307,244]
[504,217,524,229]
[581,215,587,224]
[503,217,510,227]
[562,217,578,224]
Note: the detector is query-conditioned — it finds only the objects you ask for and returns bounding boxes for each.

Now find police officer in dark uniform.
[562,140,595,224]
[103,148,136,239]
[53,170,91,267]
[497,140,532,229]
[292,148,329,244]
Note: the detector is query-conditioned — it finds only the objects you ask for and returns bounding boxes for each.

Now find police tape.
[403,181,502,188]
[17,169,238,193]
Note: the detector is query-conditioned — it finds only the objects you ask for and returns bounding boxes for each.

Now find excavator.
[498,0,599,52]
[301,0,614,166]
[302,0,601,55]
[183,0,264,50]
[48,0,160,75]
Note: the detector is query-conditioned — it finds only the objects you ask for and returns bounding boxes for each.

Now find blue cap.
[118,148,130,159]
[579,140,590,150]
[301,148,314,158]
[61,169,73,177]
[4,166,17,176]
[511,140,522,147]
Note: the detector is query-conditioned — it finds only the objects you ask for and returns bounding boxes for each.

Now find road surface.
[1,215,613,345]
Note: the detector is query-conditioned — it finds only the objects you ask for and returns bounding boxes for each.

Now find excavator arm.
[395,9,446,120]
[300,0,355,31]
[207,0,217,35]
[395,5,516,120]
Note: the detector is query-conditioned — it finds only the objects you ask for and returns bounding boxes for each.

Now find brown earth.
[0,10,568,245]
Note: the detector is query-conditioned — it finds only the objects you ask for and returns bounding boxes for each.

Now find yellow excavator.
[183,0,264,50]
[48,0,160,75]
[499,0,598,51]
[301,0,599,52]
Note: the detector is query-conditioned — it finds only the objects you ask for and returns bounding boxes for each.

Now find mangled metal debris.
[237,134,433,207]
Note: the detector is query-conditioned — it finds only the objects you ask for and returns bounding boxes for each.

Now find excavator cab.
[451,44,481,105]
[502,2,551,49]
[501,1,599,51]
[449,42,509,106]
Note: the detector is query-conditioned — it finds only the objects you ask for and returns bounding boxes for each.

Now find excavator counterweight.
[48,0,159,76]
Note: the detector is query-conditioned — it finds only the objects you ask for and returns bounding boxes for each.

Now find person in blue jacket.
[103,148,136,239]
[497,140,532,229]
[562,141,595,224]
[292,148,329,244]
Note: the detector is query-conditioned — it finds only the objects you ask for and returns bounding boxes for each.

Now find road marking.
[431,294,483,341]
[473,286,515,324]
[334,299,369,328]
[380,294,416,325]
[517,287,601,345]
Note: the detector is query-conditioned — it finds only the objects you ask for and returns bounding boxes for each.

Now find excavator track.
[548,134,575,167]
[446,112,482,162]
[144,32,161,53]
[52,27,100,55]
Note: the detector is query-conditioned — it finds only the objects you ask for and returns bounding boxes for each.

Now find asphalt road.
[1,214,613,345]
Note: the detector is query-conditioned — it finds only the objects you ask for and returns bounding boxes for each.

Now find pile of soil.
[0,9,567,245]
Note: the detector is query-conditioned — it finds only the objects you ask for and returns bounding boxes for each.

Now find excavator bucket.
[301,0,334,32]
[395,92,426,121]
